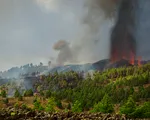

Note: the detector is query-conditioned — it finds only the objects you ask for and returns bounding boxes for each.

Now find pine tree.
[91,94,114,113]
[45,97,56,112]
[120,95,136,116]
[14,89,20,98]
[1,90,6,98]
[72,100,83,112]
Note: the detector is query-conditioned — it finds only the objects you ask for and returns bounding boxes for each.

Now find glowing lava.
[110,0,137,64]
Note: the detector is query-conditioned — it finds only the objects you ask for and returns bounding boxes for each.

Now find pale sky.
[0,0,82,71]
[0,0,113,71]
[1,0,150,71]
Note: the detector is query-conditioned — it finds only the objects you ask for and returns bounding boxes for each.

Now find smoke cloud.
[53,40,77,65]
[35,0,119,65]
[110,0,137,62]
[36,0,150,65]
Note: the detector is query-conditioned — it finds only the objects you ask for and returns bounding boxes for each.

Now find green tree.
[14,89,20,98]
[24,89,33,97]
[56,99,63,109]
[21,103,28,110]
[129,87,134,95]
[91,94,114,113]
[120,95,136,116]
[131,102,150,118]
[72,100,83,112]
[18,95,23,101]
[67,103,71,110]
[33,98,44,111]
[45,90,51,98]
[1,90,6,98]
[3,98,9,104]
[40,90,44,97]
[45,97,56,112]
[14,102,19,109]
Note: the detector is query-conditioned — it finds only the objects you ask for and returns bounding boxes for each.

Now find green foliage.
[40,91,44,96]
[64,108,69,113]
[91,94,114,113]
[33,98,44,111]
[45,97,56,112]
[21,103,28,110]
[24,89,33,97]
[14,102,19,109]
[120,95,136,116]
[131,102,150,118]
[18,95,23,101]
[67,103,71,110]
[32,63,150,117]
[72,100,83,112]
[14,89,20,98]
[45,90,51,98]
[3,98,9,104]
[33,97,38,103]
[1,90,6,98]
[11,112,16,116]
[56,99,63,109]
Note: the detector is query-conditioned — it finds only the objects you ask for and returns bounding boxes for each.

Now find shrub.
[18,95,23,101]
[40,91,44,96]
[3,98,9,104]
[1,90,6,98]
[14,102,19,109]
[91,94,114,113]
[131,102,150,118]
[33,97,38,103]
[21,104,28,110]
[45,90,51,98]
[64,108,69,113]
[67,103,71,110]
[72,100,83,112]
[11,112,16,116]
[24,89,33,97]
[14,89,20,98]
[56,99,63,109]
[45,97,56,112]
[120,95,136,116]
[33,99,44,111]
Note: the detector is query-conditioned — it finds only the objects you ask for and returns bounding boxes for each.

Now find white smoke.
[36,0,62,12]
[35,0,118,65]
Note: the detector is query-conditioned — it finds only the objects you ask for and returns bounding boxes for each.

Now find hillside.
[0,61,150,119]
[49,59,150,73]
[0,63,48,79]
[32,63,150,118]
[1,59,150,78]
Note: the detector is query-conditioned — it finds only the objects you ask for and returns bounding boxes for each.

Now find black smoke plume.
[110,0,137,63]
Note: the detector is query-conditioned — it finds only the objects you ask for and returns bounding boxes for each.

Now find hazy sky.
[0,0,114,71]
[0,0,82,71]
[1,0,150,71]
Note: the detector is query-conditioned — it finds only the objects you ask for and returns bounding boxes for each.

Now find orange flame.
[129,52,135,65]
[138,56,142,67]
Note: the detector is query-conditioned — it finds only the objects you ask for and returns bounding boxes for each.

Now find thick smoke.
[110,0,137,62]
[36,0,150,64]
[136,0,150,60]
[35,0,118,65]
[53,40,77,65]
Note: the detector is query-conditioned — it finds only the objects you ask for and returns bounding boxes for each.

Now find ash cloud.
[35,0,118,65]
[35,0,150,65]
[53,40,77,65]
[110,0,137,62]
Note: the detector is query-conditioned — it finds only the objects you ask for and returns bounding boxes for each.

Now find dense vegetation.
[0,63,150,118]
[33,63,150,118]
